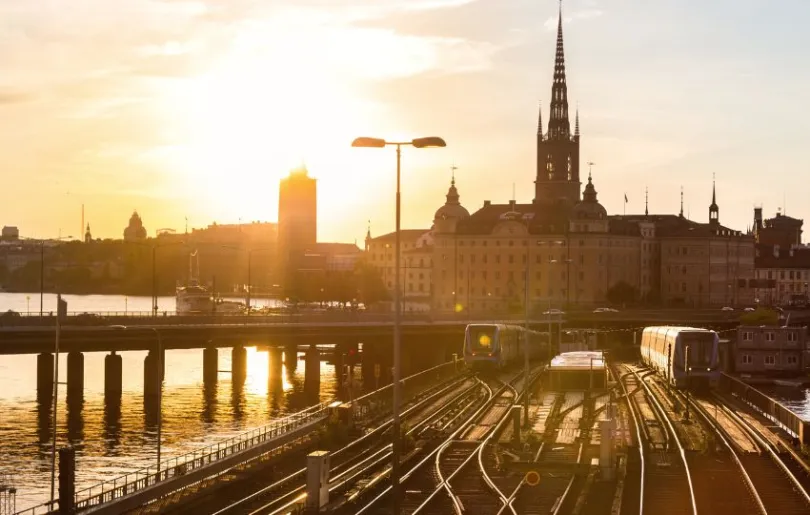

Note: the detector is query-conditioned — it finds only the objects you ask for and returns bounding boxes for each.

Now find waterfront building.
[753,207,803,248]
[753,244,810,305]
[278,166,317,288]
[364,6,756,313]
[123,211,147,241]
[1,226,19,241]
[733,326,809,376]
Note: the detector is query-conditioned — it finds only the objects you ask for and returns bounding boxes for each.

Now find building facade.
[753,244,810,305]
[278,166,317,287]
[733,326,809,375]
[363,7,756,314]
[123,211,147,241]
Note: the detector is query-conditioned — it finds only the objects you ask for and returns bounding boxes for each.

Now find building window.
[483,255,488,264]
[536,255,542,264]
[509,271,515,281]
[495,271,501,280]
[790,271,795,280]
[787,355,798,365]
[470,254,476,264]
[509,255,514,264]
[764,355,776,365]
[522,254,527,264]
[579,271,584,281]
[741,354,752,364]
[765,332,775,342]
[482,271,488,280]
[742,331,753,341]
[495,255,501,264]
[536,271,541,280]
[787,332,797,342]
[509,240,514,247]
[459,255,464,264]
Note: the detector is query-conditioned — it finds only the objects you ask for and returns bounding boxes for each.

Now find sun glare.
[160,18,397,223]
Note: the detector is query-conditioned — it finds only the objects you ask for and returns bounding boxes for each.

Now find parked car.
[743,307,756,312]
[721,306,734,311]
[543,309,565,315]
[593,307,619,313]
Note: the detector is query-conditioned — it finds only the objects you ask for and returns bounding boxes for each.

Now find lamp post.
[222,246,269,313]
[352,135,446,514]
[20,236,72,317]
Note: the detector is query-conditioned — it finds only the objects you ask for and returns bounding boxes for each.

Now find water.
[0,293,338,511]
[759,386,810,421]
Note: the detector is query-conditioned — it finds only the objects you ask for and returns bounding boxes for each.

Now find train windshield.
[468,326,497,353]
[680,332,715,366]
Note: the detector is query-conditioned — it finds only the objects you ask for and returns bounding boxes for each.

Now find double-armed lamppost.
[351,136,446,514]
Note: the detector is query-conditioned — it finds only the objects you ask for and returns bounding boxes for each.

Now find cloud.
[0,91,34,105]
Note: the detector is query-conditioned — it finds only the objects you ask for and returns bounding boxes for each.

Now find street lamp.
[351,135,446,514]
[20,236,73,317]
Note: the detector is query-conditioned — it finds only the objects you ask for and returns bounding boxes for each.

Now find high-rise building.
[278,166,317,289]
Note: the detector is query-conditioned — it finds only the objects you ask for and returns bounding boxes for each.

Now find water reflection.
[0,345,337,511]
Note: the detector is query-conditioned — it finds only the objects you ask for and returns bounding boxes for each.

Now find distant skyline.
[2,0,809,243]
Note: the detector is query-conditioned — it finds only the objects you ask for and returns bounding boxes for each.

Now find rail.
[718,373,810,444]
[15,404,330,515]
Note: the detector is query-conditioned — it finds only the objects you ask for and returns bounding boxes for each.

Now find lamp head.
[352,137,386,148]
[411,136,446,149]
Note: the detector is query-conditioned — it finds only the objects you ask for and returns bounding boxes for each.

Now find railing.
[350,358,464,425]
[14,403,330,515]
[718,372,810,444]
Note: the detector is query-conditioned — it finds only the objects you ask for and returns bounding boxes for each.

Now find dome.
[572,174,607,220]
[434,179,470,222]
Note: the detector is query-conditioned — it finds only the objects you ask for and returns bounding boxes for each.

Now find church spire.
[547,0,571,140]
[537,102,543,138]
[574,107,580,137]
[709,173,719,225]
[645,187,649,216]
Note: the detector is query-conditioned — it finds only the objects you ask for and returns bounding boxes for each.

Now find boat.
[176,250,214,314]
[213,297,246,314]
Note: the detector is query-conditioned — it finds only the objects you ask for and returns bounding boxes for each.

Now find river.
[0,293,341,512]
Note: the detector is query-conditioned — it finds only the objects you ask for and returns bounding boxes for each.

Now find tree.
[355,260,389,308]
[740,307,779,326]
[606,281,638,305]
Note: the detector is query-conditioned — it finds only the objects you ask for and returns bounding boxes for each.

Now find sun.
[162,23,387,223]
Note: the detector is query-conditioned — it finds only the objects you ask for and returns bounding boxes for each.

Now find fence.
[15,404,330,515]
[718,372,810,444]
[349,358,464,425]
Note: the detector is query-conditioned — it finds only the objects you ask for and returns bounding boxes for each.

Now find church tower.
[709,176,719,226]
[535,2,580,205]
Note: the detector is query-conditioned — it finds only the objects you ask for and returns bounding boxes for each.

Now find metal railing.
[15,403,330,515]
[350,358,464,425]
[719,372,810,444]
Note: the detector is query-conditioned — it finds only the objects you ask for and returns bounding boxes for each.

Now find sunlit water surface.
[0,294,337,511]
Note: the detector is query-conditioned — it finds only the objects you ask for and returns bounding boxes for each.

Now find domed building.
[433,176,470,233]
[124,211,147,241]
[571,173,607,230]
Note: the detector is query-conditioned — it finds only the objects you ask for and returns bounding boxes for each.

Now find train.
[639,326,721,389]
[463,324,547,371]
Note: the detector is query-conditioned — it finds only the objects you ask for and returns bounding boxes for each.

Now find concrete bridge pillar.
[143,350,161,398]
[203,347,218,385]
[232,345,247,386]
[268,347,283,389]
[304,344,320,391]
[104,352,123,400]
[284,343,298,372]
[37,352,54,400]
[67,351,84,399]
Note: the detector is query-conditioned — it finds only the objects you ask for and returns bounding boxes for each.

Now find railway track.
[627,363,810,515]
[212,372,479,515]
[617,365,696,515]
[344,369,539,515]
[681,388,810,515]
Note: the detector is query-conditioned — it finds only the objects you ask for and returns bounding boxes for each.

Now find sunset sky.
[2,0,809,244]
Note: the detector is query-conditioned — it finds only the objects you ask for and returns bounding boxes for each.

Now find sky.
[2,0,809,244]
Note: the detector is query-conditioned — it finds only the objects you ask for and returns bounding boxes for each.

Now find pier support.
[203,347,218,385]
[37,352,54,400]
[284,343,298,372]
[232,346,247,386]
[268,348,283,388]
[67,351,84,399]
[144,350,161,398]
[304,344,320,391]
[104,352,123,400]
